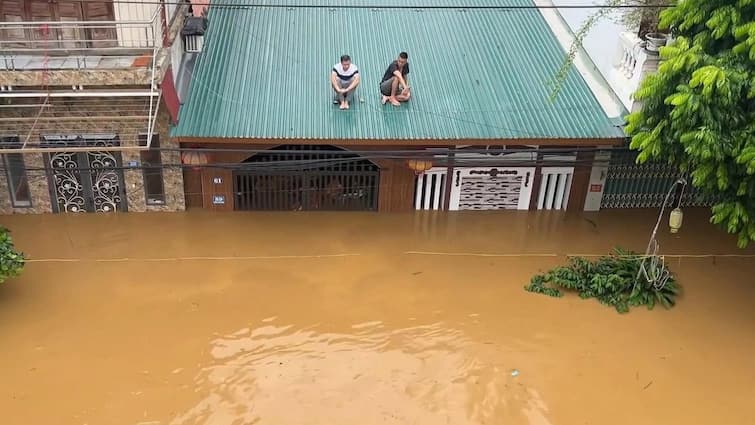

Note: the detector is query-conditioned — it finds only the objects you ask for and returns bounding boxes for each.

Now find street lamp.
[669,205,684,233]
[635,178,687,290]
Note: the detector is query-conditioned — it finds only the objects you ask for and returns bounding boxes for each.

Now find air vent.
[184,35,204,53]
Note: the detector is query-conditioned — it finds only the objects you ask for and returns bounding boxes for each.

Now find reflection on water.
[172,321,549,425]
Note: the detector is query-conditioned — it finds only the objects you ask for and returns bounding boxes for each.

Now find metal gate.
[233,145,380,211]
[448,167,535,210]
[414,168,448,211]
[536,167,574,210]
[601,150,719,208]
[44,135,127,213]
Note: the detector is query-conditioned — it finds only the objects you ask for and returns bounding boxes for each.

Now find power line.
[1,146,628,172]
[76,0,674,10]
[0,159,613,173]
[1,145,625,155]
[23,252,755,263]
[162,146,622,155]
[165,146,624,154]
[0,149,619,173]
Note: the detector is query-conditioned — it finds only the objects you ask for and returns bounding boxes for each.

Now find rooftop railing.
[0,6,165,71]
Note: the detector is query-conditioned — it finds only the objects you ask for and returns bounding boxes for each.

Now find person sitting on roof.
[331,55,360,110]
[380,52,411,106]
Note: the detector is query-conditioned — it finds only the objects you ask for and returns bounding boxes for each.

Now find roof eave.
[171,136,626,147]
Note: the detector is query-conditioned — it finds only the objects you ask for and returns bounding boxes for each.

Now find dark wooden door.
[0,0,27,47]
[0,0,115,49]
[55,1,85,49]
[81,1,116,48]
[26,0,54,47]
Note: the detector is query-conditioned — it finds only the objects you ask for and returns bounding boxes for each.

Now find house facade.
[170,0,629,213]
[4,0,706,216]
[548,0,719,209]
[0,0,191,214]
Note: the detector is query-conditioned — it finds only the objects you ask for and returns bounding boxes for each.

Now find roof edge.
[172,137,626,147]
[534,0,628,119]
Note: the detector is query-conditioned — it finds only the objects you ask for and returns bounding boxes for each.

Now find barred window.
[1,136,32,207]
[139,134,165,205]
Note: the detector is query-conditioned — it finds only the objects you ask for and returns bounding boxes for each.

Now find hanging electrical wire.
[634,178,687,292]
[0,144,626,156]
[72,0,674,11]
[0,157,614,174]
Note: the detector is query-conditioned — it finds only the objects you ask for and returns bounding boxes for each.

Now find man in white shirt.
[331,55,360,110]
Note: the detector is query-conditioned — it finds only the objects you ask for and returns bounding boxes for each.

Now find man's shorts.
[379,77,405,96]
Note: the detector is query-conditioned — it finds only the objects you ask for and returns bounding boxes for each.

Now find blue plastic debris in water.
[511,369,519,377]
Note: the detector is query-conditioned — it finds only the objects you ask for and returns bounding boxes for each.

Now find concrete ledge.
[0,68,154,87]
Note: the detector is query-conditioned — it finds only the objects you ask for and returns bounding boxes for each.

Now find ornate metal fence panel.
[44,135,127,213]
[601,151,719,208]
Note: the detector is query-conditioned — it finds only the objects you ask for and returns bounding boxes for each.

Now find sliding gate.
[233,145,380,211]
[601,150,719,208]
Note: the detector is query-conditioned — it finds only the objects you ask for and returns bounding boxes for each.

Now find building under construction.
[0,0,192,213]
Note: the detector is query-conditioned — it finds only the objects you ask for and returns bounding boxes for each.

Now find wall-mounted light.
[407,159,433,176]
[181,150,209,170]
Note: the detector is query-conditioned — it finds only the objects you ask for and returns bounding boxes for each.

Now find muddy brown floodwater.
[1,209,754,425]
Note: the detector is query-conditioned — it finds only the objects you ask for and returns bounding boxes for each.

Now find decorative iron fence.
[601,150,719,208]
[233,145,379,212]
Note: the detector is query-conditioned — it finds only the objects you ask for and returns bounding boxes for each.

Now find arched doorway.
[233,145,380,211]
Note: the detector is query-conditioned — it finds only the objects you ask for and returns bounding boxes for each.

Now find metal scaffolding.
[0,92,161,153]
[0,4,171,153]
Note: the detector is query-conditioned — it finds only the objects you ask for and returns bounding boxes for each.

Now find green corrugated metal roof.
[172,0,624,141]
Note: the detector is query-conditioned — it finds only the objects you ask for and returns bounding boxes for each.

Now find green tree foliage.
[0,227,24,284]
[525,248,679,313]
[626,0,755,247]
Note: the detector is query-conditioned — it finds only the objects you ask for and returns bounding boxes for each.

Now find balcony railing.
[608,32,661,111]
[0,6,165,71]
